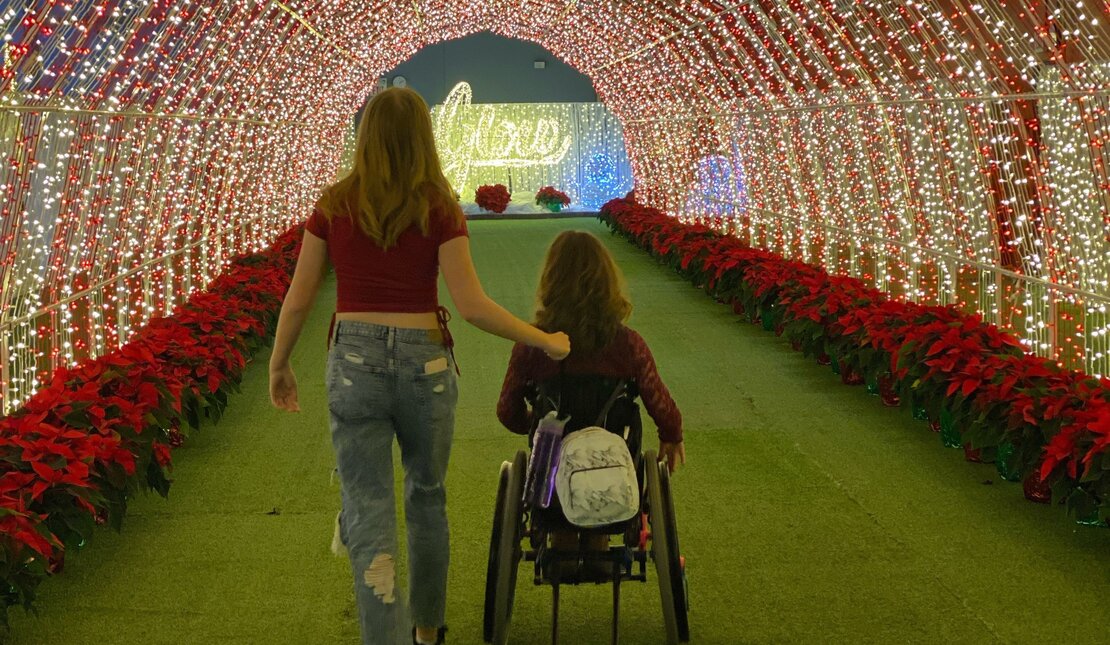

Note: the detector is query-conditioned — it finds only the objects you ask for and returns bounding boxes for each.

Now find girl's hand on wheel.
[659,441,685,473]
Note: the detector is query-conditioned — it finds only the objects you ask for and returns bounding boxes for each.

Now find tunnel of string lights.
[0,1,1108,413]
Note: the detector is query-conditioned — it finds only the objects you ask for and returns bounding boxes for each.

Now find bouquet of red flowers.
[535,186,571,212]
[475,184,511,213]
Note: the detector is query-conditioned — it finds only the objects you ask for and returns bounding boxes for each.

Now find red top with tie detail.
[304,204,469,313]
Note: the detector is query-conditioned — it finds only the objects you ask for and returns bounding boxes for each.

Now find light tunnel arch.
[1,1,1110,411]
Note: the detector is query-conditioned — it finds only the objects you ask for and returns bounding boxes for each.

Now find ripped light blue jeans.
[327,320,458,645]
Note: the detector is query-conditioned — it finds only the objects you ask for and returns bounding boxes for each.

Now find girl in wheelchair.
[496,230,685,577]
[496,229,685,471]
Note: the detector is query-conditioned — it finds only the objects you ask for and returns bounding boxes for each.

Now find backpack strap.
[594,379,628,427]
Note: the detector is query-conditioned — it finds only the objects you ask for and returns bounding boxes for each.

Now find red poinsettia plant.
[0,224,302,625]
[600,196,1110,526]
[475,184,511,213]
[535,186,571,212]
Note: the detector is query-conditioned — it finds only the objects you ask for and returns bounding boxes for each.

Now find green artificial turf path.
[9,219,1109,644]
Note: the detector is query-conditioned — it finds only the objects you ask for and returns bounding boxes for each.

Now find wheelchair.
[483,374,689,645]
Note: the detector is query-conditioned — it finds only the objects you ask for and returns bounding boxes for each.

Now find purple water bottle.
[524,411,567,508]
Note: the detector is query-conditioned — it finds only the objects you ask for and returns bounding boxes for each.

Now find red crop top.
[304,204,468,313]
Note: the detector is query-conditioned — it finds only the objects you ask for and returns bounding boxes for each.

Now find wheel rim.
[646,451,679,644]
[659,462,690,641]
[492,450,527,645]
[483,462,510,643]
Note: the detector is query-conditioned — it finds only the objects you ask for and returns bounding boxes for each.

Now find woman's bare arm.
[439,236,569,358]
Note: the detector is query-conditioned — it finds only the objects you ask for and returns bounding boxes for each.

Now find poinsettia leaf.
[926,340,947,357]
[186,404,200,430]
[63,410,91,429]
[30,461,56,481]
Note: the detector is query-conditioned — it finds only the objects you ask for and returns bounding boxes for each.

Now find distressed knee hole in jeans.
[411,481,446,505]
[363,553,396,603]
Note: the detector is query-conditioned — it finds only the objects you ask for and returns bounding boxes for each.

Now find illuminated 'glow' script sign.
[432,82,572,189]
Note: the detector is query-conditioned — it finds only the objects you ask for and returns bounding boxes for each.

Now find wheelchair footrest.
[535,547,639,585]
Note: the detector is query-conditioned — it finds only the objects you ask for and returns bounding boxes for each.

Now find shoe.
[412,626,447,644]
[330,511,347,558]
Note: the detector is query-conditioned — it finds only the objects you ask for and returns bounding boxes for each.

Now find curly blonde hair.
[535,231,632,355]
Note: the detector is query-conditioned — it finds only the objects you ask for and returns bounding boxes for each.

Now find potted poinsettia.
[535,186,570,213]
[0,224,304,621]
[475,184,510,214]
[597,195,1110,525]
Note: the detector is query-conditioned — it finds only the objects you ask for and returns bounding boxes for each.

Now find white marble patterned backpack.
[554,426,639,527]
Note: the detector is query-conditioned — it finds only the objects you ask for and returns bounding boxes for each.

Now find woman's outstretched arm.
[439,236,569,359]
[269,230,329,411]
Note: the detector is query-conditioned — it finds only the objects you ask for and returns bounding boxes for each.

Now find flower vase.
[1075,511,1108,527]
[878,374,901,407]
[830,358,841,375]
[761,307,775,332]
[1022,473,1052,504]
[545,202,563,213]
[866,376,880,396]
[912,404,929,421]
[46,554,64,575]
[963,444,984,463]
[789,338,802,352]
[731,300,745,316]
[939,409,961,448]
[839,361,864,385]
[995,442,1022,482]
[816,352,831,366]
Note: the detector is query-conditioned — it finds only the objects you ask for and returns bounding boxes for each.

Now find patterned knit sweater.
[497,326,683,442]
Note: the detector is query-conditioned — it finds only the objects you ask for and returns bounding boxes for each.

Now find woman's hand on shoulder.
[544,331,570,360]
[659,440,685,473]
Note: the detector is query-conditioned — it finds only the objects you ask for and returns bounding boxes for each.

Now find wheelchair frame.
[483,447,689,645]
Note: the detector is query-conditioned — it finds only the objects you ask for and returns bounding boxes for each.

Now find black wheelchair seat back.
[526,373,643,460]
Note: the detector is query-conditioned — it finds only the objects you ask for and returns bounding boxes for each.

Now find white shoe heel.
[330,511,347,558]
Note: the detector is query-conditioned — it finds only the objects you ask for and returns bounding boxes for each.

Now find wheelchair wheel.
[489,450,527,645]
[646,451,687,643]
[659,457,690,641]
[483,460,511,642]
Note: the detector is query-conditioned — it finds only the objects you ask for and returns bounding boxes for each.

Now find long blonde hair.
[535,231,632,355]
[316,87,461,247]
